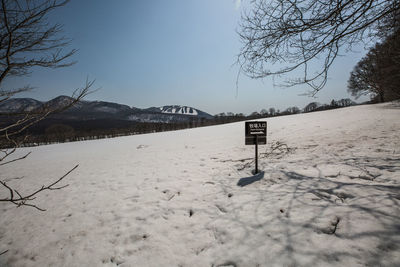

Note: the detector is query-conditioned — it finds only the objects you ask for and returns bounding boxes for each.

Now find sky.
[5,0,370,115]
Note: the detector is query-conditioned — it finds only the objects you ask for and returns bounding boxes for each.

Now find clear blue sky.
[6,0,369,115]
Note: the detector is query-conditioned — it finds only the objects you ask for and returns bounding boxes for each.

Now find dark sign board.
[245,121,267,145]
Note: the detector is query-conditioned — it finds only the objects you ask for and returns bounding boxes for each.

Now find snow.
[160,106,199,116]
[1,102,399,266]
[94,106,118,114]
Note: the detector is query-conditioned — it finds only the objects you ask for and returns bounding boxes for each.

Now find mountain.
[0,98,43,113]
[46,95,78,110]
[0,96,214,123]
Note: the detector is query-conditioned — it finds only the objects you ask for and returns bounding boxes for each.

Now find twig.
[0,151,31,166]
[0,164,78,211]
[0,249,8,256]
[260,141,296,158]
[234,141,296,171]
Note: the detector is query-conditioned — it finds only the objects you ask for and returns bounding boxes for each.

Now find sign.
[245,121,267,174]
[245,121,267,145]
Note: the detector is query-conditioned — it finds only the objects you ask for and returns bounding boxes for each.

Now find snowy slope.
[160,105,198,115]
[0,102,399,267]
[145,105,214,119]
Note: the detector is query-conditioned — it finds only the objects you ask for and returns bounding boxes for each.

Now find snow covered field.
[1,102,399,267]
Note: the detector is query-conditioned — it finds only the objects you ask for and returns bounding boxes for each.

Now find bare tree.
[268,107,275,116]
[285,106,301,114]
[337,98,355,107]
[347,47,385,101]
[260,108,268,116]
[0,0,93,211]
[304,102,320,113]
[348,28,400,102]
[237,0,400,94]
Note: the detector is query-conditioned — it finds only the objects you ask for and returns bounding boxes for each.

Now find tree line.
[214,98,355,122]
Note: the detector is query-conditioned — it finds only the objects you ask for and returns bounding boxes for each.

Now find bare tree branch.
[0,0,74,81]
[0,164,78,211]
[0,0,94,211]
[237,0,400,94]
[0,151,31,166]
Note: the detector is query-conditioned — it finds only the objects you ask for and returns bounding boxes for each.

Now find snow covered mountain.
[0,96,214,122]
[1,102,399,266]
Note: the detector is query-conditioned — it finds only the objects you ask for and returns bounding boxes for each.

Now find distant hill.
[0,96,214,123]
[0,98,43,112]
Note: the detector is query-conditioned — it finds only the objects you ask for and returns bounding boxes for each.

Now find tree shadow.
[204,151,400,266]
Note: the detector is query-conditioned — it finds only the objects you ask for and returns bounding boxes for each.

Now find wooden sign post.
[245,121,267,174]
